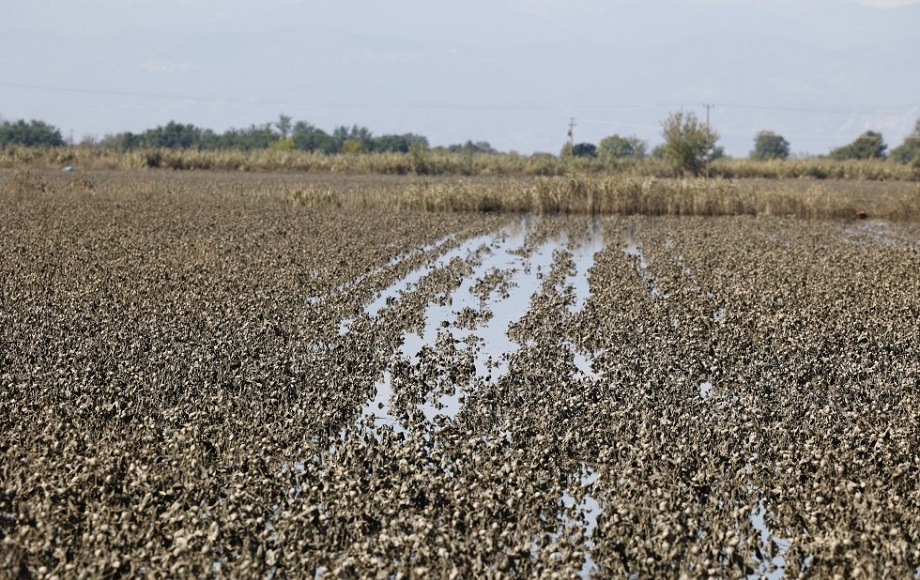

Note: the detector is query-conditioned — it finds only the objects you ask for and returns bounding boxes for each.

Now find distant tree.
[829,130,887,160]
[333,125,373,153]
[275,114,293,139]
[890,119,920,164]
[291,122,337,153]
[598,134,647,162]
[0,119,66,147]
[270,137,294,152]
[571,142,597,158]
[471,141,497,154]
[145,121,202,149]
[197,128,221,149]
[341,139,366,154]
[660,111,720,176]
[448,140,496,155]
[373,133,429,154]
[219,124,277,150]
[98,131,140,151]
[751,130,790,160]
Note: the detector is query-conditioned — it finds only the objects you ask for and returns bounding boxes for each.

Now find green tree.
[341,139,366,154]
[270,137,294,152]
[275,114,293,139]
[333,125,373,153]
[98,131,140,151]
[372,133,429,154]
[598,134,647,162]
[890,119,920,164]
[447,140,496,154]
[660,111,720,176]
[219,124,277,150]
[291,122,337,154]
[751,130,790,160]
[571,142,597,157]
[143,121,203,149]
[0,119,66,147]
[829,131,887,160]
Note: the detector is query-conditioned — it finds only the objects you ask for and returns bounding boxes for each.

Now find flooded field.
[2,173,919,577]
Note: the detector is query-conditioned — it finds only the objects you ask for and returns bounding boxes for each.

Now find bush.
[829,131,887,160]
[571,143,597,158]
[598,135,647,162]
[660,111,720,176]
[751,131,790,160]
[0,119,66,147]
[890,119,920,164]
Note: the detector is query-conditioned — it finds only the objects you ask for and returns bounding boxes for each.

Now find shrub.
[660,111,720,176]
[829,131,887,160]
[751,131,790,160]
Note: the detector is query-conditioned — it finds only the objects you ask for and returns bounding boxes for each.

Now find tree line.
[563,113,920,175]
[2,113,920,173]
[99,117,436,155]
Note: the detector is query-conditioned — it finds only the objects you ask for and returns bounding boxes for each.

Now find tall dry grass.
[4,145,919,181]
[379,176,920,219]
[4,166,918,220]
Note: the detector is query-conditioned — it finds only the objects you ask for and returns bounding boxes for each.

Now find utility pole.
[703,104,714,178]
[567,117,576,152]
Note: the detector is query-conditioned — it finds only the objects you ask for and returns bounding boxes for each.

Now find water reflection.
[622,226,666,299]
[357,216,607,432]
[557,464,602,579]
[748,500,792,580]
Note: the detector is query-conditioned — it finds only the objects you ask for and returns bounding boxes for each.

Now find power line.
[3,82,914,117]
[0,82,224,104]
[715,102,918,116]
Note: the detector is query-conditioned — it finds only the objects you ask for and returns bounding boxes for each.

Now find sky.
[2,0,919,156]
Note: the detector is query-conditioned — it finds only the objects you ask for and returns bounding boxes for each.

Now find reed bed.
[3,145,919,181]
[387,176,920,219]
[9,167,916,221]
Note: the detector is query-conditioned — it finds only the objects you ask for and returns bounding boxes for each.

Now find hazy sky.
[2,0,919,155]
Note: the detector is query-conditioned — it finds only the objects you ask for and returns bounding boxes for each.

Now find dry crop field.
[1,169,919,578]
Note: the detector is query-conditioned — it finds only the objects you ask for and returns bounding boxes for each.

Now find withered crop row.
[1,170,919,578]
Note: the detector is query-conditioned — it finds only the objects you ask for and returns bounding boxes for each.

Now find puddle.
[565,219,605,312]
[699,381,713,399]
[360,370,408,434]
[354,217,606,432]
[748,500,792,580]
[842,219,897,247]
[363,233,489,319]
[572,348,600,381]
[740,443,797,580]
[556,464,602,578]
[309,234,457,309]
[622,226,665,299]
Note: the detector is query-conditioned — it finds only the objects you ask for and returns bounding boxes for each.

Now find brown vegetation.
[4,167,919,220]
[3,146,920,181]
[1,170,919,577]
